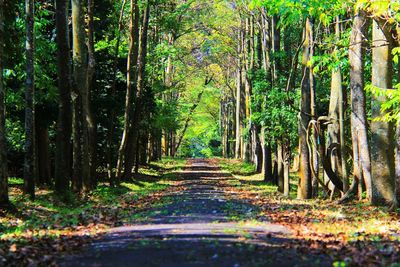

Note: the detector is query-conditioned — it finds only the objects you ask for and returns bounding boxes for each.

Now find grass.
[0,158,185,240]
[218,159,400,265]
[219,159,400,241]
[218,158,257,176]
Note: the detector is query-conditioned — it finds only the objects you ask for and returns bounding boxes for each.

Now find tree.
[0,0,8,206]
[297,18,313,199]
[327,17,348,193]
[346,11,372,202]
[55,0,72,194]
[86,0,97,188]
[370,20,396,205]
[116,0,140,182]
[71,0,90,192]
[24,0,35,200]
[123,1,150,177]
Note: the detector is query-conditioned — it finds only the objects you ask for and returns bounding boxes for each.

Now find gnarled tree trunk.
[297,18,313,199]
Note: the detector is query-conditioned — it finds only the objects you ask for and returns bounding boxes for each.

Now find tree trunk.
[254,125,262,173]
[86,0,97,189]
[261,130,273,183]
[283,141,290,197]
[0,0,9,205]
[349,11,372,202]
[106,0,127,186]
[328,17,348,193]
[116,0,140,182]
[24,0,35,200]
[72,92,82,192]
[72,0,89,193]
[235,26,243,159]
[55,0,72,194]
[271,15,280,85]
[277,143,284,191]
[371,20,396,205]
[297,18,312,199]
[308,18,319,198]
[124,1,150,178]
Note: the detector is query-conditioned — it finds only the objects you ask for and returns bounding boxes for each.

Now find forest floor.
[2,158,400,266]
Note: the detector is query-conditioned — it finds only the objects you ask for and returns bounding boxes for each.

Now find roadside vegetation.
[0,158,185,265]
[222,159,400,266]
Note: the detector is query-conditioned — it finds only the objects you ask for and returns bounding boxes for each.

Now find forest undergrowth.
[0,158,186,265]
[220,158,400,266]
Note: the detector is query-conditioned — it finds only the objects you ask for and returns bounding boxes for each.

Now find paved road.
[60,159,331,267]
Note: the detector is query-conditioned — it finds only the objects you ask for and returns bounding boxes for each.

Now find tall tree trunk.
[297,18,312,199]
[328,17,348,193]
[86,0,96,189]
[235,26,243,159]
[55,0,72,194]
[308,18,319,198]
[24,0,35,200]
[0,0,9,205]
[108,0,127,185]
[348,11,372,202]
[72,0,89,193]
[371,20,396,205]
[116,0,140,181]
[272,15,284,189]
[124,1,150,178]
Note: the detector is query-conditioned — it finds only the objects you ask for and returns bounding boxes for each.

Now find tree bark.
[55,0,72,194]
[235,26,243,159]
[116,0,140,181]
[283,141,290,197]
[309,18,319,198]
[0,0,9,205]
[349,11,372,202]
[297,18,313,199]
[24,0,35,200]
[277,143,284,191]
[328,17,348,193]
[124,1,150,178]
[371,20,396,205]
[86,0,97,189]
[72,0,89,193]
[261,130,273,183]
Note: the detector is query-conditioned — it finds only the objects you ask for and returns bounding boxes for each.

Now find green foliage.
[2,158,181,237]
[251,70,297,146]
[366,83,400,123]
